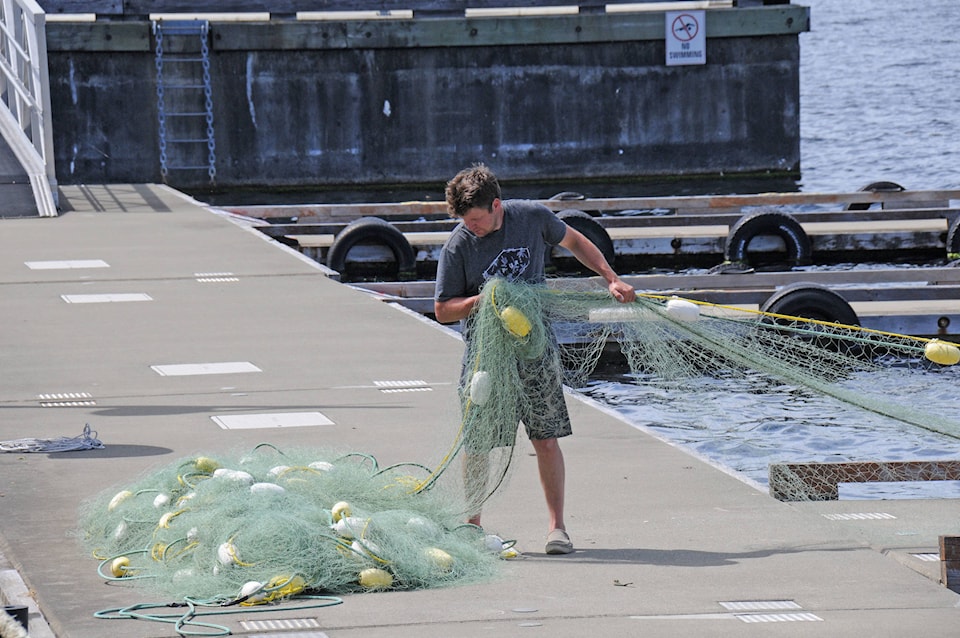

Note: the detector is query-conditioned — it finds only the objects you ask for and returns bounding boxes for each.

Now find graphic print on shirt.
[483,247,530,282]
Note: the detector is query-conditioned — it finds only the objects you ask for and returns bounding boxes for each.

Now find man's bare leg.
[530,437,565,532]
[463,452,489,527]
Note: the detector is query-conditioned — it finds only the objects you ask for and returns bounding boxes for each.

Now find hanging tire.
[326,217,416,280]
[761,283,859,326]
[724,210,812,268]
[554,209,616,266]
[844,181,905,211]
[760,283,862,357]
[946,216,960,258]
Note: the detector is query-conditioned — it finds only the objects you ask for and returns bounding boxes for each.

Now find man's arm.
[435,294,481,324]
[558,226,636,303]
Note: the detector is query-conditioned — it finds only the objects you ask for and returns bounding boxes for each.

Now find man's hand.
[608,279,636,304]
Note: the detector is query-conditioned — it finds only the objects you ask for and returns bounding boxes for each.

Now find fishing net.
[417,277,960,509]
[80,276,960,601]
[78,445,509,603]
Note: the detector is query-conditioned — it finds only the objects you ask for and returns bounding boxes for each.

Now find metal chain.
[153,22,168,181]
[200,22,216,184]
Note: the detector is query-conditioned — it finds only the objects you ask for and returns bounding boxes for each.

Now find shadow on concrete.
[44,444,173,459]
[526,546,857,567]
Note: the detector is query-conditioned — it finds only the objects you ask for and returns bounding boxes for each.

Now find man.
[434,164,636,554]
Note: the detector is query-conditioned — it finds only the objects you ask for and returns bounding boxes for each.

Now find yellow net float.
[107,490,133,512]
[110,556,130,578]
[358,567,393,590]
[423,547,454,573]
[924,339,960,366]
[193,456,220,473]
[499,305,531,338]
[331,501,352,522]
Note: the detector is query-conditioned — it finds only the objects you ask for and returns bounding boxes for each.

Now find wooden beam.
[769,460,960,501]
[37,0,742,19]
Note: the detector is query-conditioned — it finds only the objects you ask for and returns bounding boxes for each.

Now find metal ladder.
[153,20,216,184]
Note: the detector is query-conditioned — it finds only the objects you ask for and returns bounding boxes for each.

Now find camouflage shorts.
[459,345,572,452]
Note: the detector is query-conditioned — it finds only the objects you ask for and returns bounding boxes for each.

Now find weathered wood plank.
[37,0,733,18]
[45,21,150,51]
[226,190,960,221]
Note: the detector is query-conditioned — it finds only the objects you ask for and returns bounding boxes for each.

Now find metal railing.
[0,0,57,216]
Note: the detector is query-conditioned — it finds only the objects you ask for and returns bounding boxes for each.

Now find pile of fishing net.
[446,277,960,508]
[79,445,513,604]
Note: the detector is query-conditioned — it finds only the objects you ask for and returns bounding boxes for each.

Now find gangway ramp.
[0,132,37,217]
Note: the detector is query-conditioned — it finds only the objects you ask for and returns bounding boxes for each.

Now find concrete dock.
[1,184,958,637]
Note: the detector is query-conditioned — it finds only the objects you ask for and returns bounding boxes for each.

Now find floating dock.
[229,186,960,339]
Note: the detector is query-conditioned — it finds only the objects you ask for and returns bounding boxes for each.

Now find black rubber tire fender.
[844,181,905,211]
[725,210,812,267]
[555,209,616,266]
[760,282,860,326]
[549,191,586,201]
[945,216,960,258]
[326,216,416,276]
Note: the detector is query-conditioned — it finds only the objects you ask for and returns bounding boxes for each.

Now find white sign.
[665,10,706,66]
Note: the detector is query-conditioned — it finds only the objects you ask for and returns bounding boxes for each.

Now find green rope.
[94,595,343,637]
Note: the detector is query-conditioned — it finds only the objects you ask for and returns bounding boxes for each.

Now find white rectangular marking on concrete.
[26,259,110,269]
[151,362,262,376]
[61,293,153,304]
[212,412,334,430]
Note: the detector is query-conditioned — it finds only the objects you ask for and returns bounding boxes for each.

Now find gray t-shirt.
[435,199,568,303]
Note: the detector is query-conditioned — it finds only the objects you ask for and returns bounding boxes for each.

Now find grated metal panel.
[719,600,801,611]
[240,617,323,631]
[38,392,95,407]
[912,553,941,562]
[195,272,239,282]
[822,512,897,521]
[736,613,823,623]
[374,379,433,393]
[61,293,153,303]
[25,259,109,269]
[152,361,261,376]
[212,412,334,430]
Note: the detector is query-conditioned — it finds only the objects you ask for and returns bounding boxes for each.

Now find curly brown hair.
[444,164,502,218]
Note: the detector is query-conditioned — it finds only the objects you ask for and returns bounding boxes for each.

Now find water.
[583,1,960,499]
[798,0,960,193]
[582,368,960,499]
